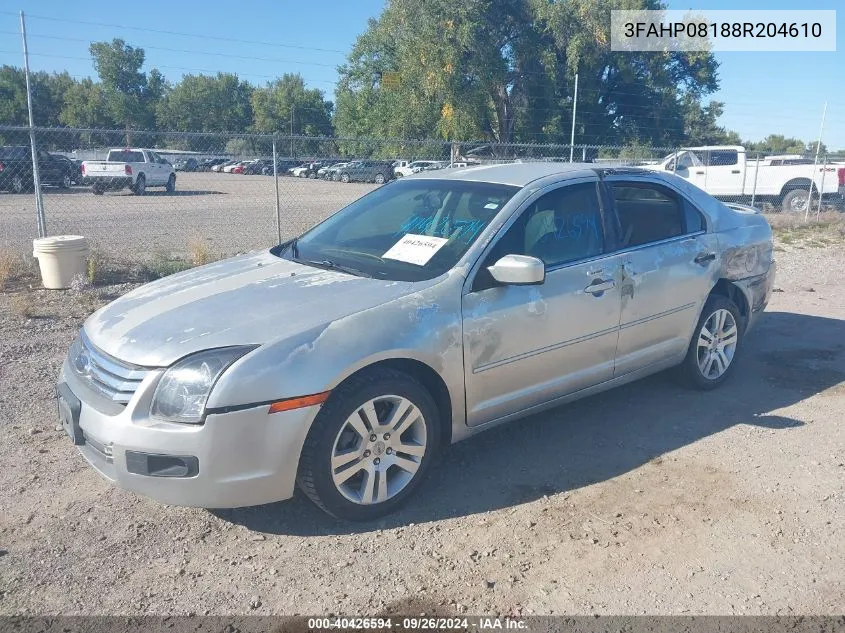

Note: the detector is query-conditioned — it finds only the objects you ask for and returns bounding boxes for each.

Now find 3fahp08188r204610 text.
[624,22,822,38]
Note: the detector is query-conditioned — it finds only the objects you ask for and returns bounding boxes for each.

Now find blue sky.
[0,1,842,148]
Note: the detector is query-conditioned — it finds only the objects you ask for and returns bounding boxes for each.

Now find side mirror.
[665,163,675,171]
[487,254,545,286]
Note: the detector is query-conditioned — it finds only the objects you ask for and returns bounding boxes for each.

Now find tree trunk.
[491,85,514,145]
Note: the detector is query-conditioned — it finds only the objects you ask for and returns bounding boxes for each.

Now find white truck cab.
[648,145,840,212]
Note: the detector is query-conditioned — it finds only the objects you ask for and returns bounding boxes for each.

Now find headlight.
[150,346,257,424]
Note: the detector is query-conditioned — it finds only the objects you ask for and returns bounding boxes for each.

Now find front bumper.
[58,359,318,508]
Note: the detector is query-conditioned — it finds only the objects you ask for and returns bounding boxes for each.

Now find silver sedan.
[57,163,776,520]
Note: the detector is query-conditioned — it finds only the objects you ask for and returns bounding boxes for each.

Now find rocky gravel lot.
[0,229,843,616]
[0,173,377,259]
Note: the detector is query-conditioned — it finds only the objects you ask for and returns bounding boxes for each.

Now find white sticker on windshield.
[383,234,449,266]
[484,203,499,209]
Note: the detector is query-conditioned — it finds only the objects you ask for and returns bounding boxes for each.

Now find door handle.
[694,252,716,265]
[731,169,741,174]
[695,170,705,175]
[584,279,615,295]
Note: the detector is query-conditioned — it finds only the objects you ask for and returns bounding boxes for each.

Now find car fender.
[207,272,468,430]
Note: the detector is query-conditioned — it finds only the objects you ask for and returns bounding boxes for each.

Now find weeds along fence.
[0,125,841,274]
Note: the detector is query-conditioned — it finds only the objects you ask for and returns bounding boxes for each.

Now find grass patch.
[188,238,216,267]
[0,251,14,290]
[138,253,193,281]
[766,211,845,248]
[10,292,35,319]
[0,251,39,291]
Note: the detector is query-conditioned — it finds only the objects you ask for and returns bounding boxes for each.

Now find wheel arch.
[333,358,453,446]
[708,278,750,329]
[779,178,815,197]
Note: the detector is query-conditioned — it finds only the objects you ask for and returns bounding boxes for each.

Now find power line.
[0,30,341,69]
[0,10,348,55]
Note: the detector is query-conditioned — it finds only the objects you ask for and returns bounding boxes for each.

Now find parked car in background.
[338,160,395,184]
[644,145,840,213]
[230,162,247,175]
[324,162,350,181]
[243,159,272,175]
[291,162,323,178]
[212,160,237,173]
[222,161,245,174]
[174,158,199,172]
[56,163,774,520]
[199,158,227,172]
[82,148,176,195]
[0,146,77,193]
[394,160,443,178]
[262,159,300,176]
[52,154,83,185]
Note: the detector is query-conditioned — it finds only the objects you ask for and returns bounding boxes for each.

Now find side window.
[486,183,604,269]
[610,183,684,247]
[707,150,738,166]
[682,199,705,233]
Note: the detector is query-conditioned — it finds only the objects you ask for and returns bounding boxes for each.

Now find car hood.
[84,250,419,367]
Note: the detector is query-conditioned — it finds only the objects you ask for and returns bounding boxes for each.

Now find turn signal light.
[268,391,331,413]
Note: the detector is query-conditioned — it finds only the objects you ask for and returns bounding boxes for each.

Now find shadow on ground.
[214,310,845,535]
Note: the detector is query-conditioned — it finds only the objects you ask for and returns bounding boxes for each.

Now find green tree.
[89,39,164,136]
[157,73,253,133]
[250,73,333,136]
[335,0,721,147]
[745,135,807,155]
[0,65,73,127]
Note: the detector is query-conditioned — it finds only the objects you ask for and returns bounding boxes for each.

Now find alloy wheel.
[330,395,427,505]
[696,308,738,379]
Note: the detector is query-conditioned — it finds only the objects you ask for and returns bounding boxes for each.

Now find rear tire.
[374,173,386,184]
[11,174,25,194]
[165,174,176,193]
[133,175,146,195]
[681,295,744,390]
[297,368,440,521]
[340,173,350,183]
[92,184,104,196]
[60,174,72,189]
[781,188,814,214]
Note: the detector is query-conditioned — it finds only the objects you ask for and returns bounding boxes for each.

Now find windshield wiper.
[302,258,372,278]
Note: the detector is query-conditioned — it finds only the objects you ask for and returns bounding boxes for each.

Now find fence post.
[816,155,827,218]
[272,136,281,245]
[20,12,46,238]
[750,153,760,208]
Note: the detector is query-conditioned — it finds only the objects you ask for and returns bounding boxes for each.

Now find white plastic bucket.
[32,235,89,289]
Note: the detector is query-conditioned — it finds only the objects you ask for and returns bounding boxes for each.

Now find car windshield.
[278,179,519,282]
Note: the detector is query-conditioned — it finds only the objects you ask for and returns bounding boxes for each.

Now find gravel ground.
[0,173,377,259]
[0,236,843,616]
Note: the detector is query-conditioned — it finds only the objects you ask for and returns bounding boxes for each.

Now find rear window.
[707,150,738,166]
[107,150,145,163]
[0,146,29,159]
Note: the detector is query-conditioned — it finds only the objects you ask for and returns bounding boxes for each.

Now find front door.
[605,178,718,376]
[462,179,624,427]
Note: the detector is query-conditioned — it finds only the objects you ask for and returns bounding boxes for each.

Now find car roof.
[406,161,614,187]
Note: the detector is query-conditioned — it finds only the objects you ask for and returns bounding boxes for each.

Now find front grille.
[71,333,151,405]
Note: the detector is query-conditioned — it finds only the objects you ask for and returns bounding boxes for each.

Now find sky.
[0,0,842,149]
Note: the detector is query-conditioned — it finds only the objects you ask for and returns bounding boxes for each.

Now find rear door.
[604,176,718,376]
[701,149,744,198]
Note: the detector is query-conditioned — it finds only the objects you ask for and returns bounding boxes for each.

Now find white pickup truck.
[644,145,840,213]
[82,148,176,196]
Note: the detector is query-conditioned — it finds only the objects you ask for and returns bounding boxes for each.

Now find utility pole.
[569,73,579,163]
[290,105,294,158]
[20,11,46,238]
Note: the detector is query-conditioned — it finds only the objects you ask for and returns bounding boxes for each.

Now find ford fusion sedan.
[58,163,775,520]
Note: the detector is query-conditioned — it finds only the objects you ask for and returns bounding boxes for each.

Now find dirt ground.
[0,229,843,616]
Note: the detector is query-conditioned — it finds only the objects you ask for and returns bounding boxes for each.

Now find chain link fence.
[1,125,842,274]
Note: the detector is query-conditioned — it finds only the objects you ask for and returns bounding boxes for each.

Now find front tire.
[681,295,744,390]
[374,172,386,184]
[61,174,72,189]
[297,368,440,521]
[165,174,176,193]
[340,173,350,183]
